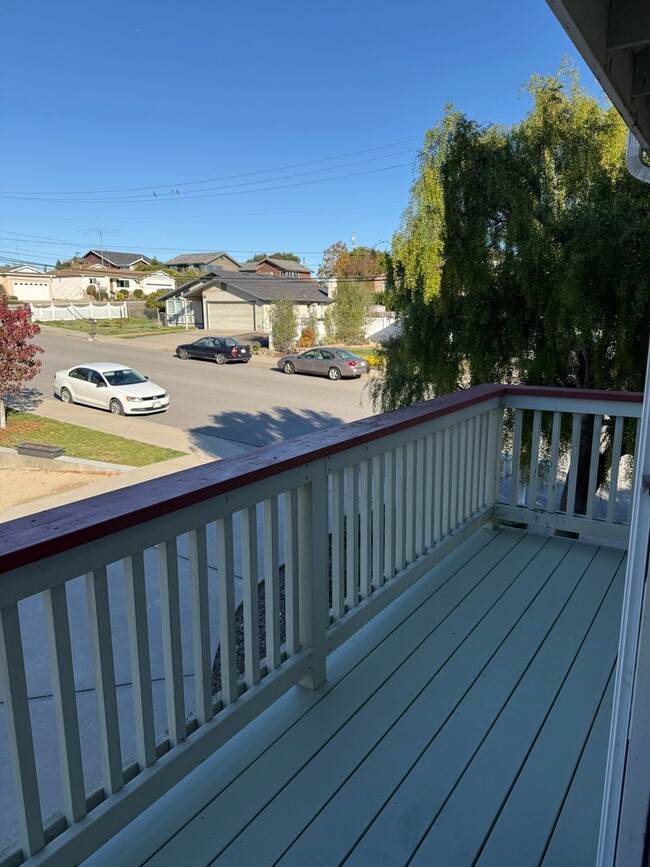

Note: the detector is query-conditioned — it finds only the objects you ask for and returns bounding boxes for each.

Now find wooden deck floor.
[87,527,627,867]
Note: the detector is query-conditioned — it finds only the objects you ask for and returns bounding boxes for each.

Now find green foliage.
[132,288,144,299]
[250,252,302,263]
[145,288,168,311]
[331,280,372,345]
[373,63,650,414]
[270,297,297,352]
[115,289,130,301]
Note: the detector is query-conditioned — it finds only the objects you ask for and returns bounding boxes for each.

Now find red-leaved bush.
[0,296,43,428]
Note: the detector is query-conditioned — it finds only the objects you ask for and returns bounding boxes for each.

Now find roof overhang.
[547,0,650,152]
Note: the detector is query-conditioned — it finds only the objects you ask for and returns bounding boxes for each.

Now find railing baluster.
[434,432,444,543]
[415,437,425,557]
[345,465,360,608]
[424,433,434,550]
[372,453,385,589]
[43,583,87,824]
[547,411,561,513]
[216,516,237,704]
[405,441,415,564]
[394,446,406,569]
[0,603,44,856]
[470,416,479,516]
[284,489,300,655]
[449,423,459,530]
[124,551,156,768]
[457,421,467,526]
[331,470,345,618]
[263,498,281,671]
[566,413,582,516]
[586,414,603,519]
[188,526,212,724]
[86,566,123,795]
[359,460,372,598]
[241,505,260,687]
[529,410,543,509]
[442,426,452,536]
[607,416,625,523]
[158,538,186,745]
[384,449,396,579]
[510,409,523,507]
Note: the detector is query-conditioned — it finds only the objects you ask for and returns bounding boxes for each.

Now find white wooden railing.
[0,384,642,866]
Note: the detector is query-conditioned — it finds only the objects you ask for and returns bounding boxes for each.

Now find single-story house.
[239,256,312,278]
[81,250,151,270]
[0,265,52,301]
[161,270,331,334]
[50,266,175,300]
[164,251,241,273]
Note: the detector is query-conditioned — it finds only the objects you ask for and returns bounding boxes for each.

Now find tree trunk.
[0,397,6,430]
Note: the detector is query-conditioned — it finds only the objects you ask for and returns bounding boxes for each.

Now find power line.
[0,137,422,198]
[0,155,415,204]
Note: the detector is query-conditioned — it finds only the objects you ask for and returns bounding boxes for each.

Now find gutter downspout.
[626,131,650,184]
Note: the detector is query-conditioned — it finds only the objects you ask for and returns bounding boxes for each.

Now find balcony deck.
[86,526,626,867]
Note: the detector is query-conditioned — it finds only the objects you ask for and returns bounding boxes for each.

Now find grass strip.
[0,411,185,466]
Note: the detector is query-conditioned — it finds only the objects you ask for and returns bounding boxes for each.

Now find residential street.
[26,328,377,452]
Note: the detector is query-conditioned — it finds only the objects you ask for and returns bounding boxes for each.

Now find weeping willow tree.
[372,63,650,514]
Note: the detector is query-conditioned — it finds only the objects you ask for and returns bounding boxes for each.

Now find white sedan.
[53,362,170,416]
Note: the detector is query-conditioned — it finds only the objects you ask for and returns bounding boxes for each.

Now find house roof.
[239,257,311,274]
[83,250,151,267]
[52,266,170,279]
[0,265,48,275]
[164,252,240,267]
[162,271,330,305]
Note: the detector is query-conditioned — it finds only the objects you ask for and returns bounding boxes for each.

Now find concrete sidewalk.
[35,396,251,460]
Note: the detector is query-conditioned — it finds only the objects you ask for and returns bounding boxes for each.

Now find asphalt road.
[24,331,378,448]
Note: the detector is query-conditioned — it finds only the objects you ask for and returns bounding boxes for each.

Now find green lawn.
[42,319,186,338]
[0,411,185,466]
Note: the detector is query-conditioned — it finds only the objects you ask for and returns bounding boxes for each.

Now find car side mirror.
[145,375,149,380]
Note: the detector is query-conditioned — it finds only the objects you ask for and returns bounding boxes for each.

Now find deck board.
[95,527,625,867]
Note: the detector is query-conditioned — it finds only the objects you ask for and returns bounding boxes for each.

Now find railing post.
[487,405,504,526]
[297,458,328,689]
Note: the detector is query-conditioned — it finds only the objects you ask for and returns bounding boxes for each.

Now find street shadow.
[6,387,43,413]
[189,406,348,452]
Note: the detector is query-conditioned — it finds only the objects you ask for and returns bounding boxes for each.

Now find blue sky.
[0,0,597,274]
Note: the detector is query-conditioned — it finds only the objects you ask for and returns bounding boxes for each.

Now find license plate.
[153,402,161,408]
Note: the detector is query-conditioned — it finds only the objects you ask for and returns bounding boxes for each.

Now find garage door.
[206,301,255,334]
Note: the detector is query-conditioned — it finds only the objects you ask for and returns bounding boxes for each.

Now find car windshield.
[334,349,356,358]
[103,368,147,386]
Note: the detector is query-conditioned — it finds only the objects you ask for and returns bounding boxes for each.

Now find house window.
[88,277,100,286]
[116,279,130,288]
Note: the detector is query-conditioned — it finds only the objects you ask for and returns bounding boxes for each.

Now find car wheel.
[328,366,342,381]
[178,348,189,360]
[283,361,295,374]
[60,387,73,404]
[110,399,125,416]
[215,353,227,365]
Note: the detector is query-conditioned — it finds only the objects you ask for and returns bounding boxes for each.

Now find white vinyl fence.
[30,302,128,323]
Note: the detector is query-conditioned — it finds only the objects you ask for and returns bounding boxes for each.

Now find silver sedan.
[278,347,369,380]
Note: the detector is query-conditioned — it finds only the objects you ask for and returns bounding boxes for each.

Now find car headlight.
[125,395,144,402]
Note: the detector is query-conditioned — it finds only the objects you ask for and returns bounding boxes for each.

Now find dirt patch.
[0,467,118,509]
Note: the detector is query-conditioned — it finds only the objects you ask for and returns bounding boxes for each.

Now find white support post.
[297,459,328,690]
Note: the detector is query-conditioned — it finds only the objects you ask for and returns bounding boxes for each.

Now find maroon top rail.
[0,384,642,573]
